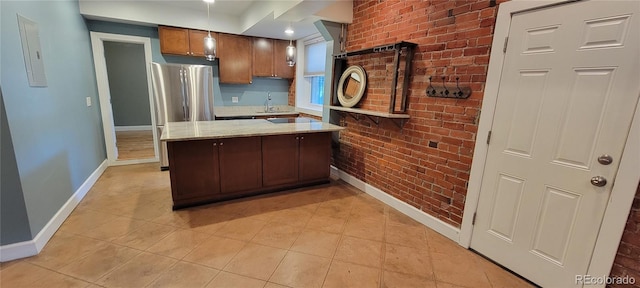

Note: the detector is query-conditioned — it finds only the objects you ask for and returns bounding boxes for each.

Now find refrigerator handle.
[179,68,188,121]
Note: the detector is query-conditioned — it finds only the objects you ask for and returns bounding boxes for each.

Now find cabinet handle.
[296,137,299,140]
[213,143,217,146]
[301,136,304,140]
[220,142,223,146]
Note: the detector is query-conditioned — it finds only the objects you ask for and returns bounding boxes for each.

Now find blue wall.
[86,20,290,107]
[1,0,106,239]
[1,89,32,245]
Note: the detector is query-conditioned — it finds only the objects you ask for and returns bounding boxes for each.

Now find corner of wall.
[0,89,33,246]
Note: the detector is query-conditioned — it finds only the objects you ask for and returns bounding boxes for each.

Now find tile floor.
[0,163,532,288]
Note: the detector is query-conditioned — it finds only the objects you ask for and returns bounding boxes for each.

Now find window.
[296,36,326,115]
[310,76,324,105]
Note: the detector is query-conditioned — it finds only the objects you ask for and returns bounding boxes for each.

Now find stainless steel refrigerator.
[151,62,215,170]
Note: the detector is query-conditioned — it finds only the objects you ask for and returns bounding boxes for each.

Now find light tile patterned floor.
[0,163,533,288]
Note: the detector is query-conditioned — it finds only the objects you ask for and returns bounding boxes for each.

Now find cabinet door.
[299,132,331,182]
[274,40,295,79]
[253,38,274,77]
[262,134,299,187]
[188,30,213,57]
[158,26,190,56]
[218,33,252,84]
[218,137,262,194]
[168,140,220,202]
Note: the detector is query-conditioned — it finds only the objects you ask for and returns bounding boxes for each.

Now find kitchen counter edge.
[161,118,344,142]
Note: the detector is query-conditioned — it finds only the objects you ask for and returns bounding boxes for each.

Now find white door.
[471,1,639,287]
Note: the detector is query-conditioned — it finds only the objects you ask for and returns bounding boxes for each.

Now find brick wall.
[334,0,498,227]
[330,0,638,283]
[609,183,640,287]
[288,78,296,106]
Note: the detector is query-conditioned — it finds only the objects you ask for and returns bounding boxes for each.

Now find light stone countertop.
[214,105,300,118]
[161,118,344,142]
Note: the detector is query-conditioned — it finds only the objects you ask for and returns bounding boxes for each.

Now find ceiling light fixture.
[285,27,294,35]
[203,0,216,61]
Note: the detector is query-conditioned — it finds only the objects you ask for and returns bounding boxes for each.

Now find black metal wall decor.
[332,41,417,114]
[426,76,472,99]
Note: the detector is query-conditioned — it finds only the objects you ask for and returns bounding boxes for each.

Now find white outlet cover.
[232,96,239,103]
[86,97,92,107]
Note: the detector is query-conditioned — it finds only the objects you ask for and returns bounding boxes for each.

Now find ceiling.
[164,0,254,16]
[79,0,353,40]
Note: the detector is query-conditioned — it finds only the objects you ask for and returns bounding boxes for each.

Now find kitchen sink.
[256,108,295,113]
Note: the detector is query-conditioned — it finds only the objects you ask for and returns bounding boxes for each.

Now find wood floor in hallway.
[115,130,155,160]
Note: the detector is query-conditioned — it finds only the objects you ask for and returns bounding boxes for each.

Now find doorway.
[90,32,159,166]
[461,0,640,287]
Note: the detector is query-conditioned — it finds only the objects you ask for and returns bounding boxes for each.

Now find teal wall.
[104,41,152,126]
[1,0,106,239]
[86,20,290,107]
[1,89,33,245]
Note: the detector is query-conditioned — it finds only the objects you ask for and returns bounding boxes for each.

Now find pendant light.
[285,25,296,67]
[203,0,216,61]
[286,40,296,67]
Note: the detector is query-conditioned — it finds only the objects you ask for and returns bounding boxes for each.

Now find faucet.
[265,91,274,112]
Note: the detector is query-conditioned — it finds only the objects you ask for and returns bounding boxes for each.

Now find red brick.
[336,0,501,227]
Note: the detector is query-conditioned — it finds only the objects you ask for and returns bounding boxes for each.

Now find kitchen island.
[161,118,344,209]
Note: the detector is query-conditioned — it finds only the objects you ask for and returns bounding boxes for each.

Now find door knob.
[597,155,613,165]
[590,176,607,187]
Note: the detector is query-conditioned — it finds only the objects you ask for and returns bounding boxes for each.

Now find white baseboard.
[0,160,108,262]
[330,166,461,243]
[114,125,152,132]
[0,240,38,263]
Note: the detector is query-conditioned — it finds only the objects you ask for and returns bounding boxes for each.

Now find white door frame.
[459,0,640,283]
[90,32,159,166]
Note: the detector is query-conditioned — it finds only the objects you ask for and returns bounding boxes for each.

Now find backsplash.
[219,78,290,107]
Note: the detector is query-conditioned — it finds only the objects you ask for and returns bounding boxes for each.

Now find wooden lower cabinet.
[262,134,300,187]
[218,137,262,194]
[168,139,220,206]
[262,132,331,187]
[168,133,330,209]
[299,132,332,182]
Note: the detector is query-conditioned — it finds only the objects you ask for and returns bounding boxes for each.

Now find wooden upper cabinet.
[189,30,217,57]
[253,38,275,77]
[274,39,295,79]
[158,26,217,57]
[159,26,190,55]
[218,33,252,84]
[252,38,295,79]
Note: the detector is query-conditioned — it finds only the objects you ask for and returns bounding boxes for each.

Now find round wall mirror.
[337,65,367,108]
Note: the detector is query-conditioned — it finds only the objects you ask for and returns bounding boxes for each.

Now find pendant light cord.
[207,2,211,36]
